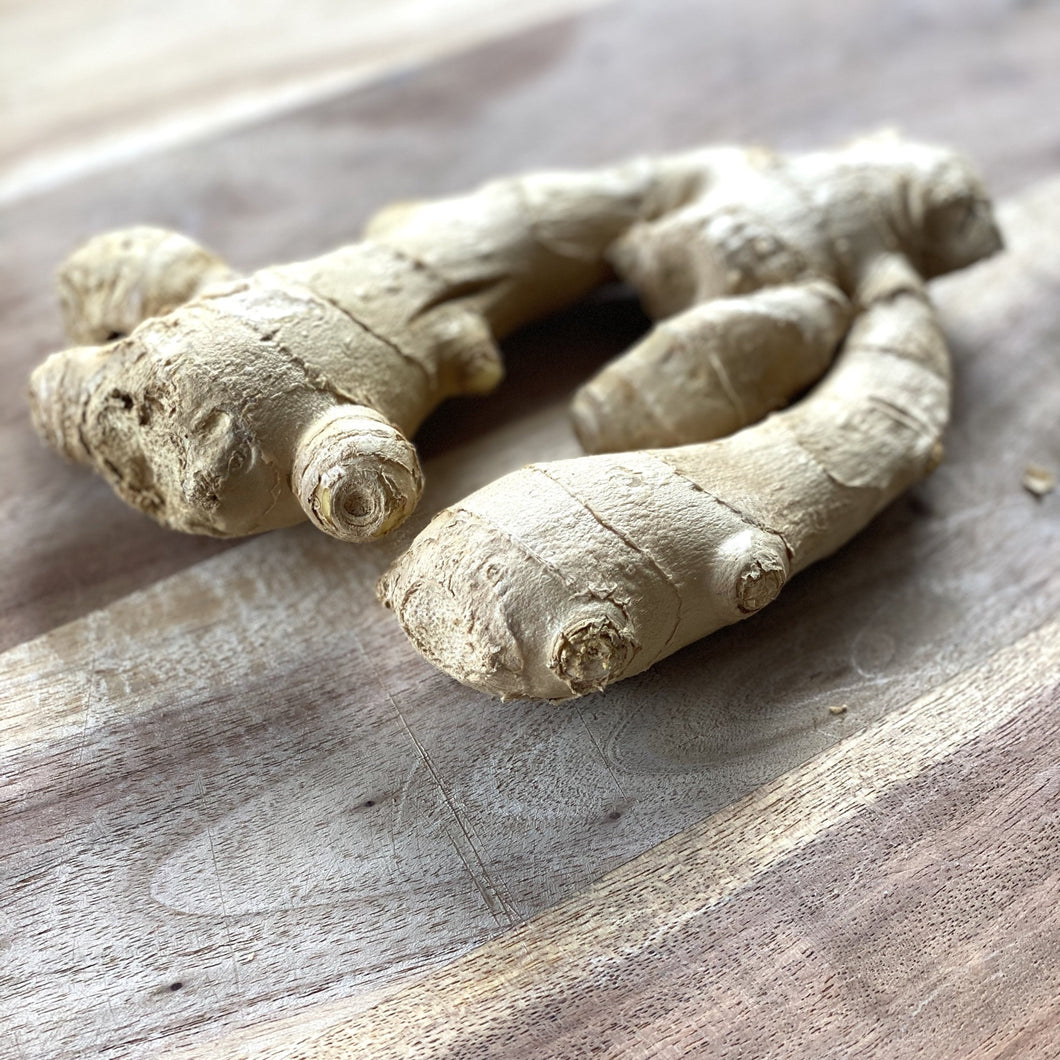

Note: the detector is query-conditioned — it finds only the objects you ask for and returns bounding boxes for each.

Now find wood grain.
[182,613,1060,1058]
[3,1,1060,1057]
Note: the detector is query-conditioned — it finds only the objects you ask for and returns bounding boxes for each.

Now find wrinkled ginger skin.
[571,138,1000,452]
[30,137,1000,543]
[574,280,852,453]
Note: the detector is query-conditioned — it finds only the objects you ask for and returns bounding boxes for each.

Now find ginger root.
[379,264,956,700]
[29,136,998,544]
[57,226,237,345]
[28,170,650,539]
[376,140,1003,700]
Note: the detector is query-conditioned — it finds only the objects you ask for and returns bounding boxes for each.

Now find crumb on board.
[829,704,849,716]
[1022,463,1056,499]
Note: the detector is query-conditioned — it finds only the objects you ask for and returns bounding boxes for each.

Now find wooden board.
[180,613,1060,1058]
[2,1,1059,1057]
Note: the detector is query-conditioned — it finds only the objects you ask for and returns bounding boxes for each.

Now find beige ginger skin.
[30,137,996,545]
[375,140,1003,700]
[29,170,654,539]
[379,264,960,700]
[27,137,1002,699]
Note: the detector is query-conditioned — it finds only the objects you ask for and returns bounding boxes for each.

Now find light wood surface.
[0,0,606,202]
[2,1,1059,1057]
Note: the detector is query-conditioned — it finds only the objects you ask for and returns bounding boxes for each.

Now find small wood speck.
[1022,464,1056,498]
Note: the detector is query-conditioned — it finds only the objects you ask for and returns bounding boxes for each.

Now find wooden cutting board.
[2,1,1059,1057]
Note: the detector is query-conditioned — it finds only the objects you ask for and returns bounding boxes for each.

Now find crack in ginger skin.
[31,135,998,546]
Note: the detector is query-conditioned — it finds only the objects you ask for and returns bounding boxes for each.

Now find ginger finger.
[361,163,658,335]
[291,404,423,541]
[27,344,115,467]
[58,226,236,344]
[378,266,953,701]
[571,280,851,452]
[578,135,1001,452]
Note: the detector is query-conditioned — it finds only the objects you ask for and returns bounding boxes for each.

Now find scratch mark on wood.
[573,701,629,802]
[198,781,244,1008]
[351,629,524,930]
